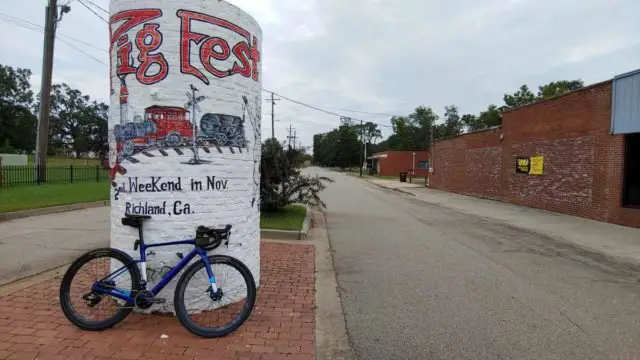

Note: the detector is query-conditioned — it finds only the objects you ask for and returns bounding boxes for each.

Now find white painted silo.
[108,0,262,313]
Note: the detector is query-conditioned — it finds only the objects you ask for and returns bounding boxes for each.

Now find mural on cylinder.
[107,1,262,313]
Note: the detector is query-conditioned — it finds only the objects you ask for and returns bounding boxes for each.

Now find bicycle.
[59,213,257,338]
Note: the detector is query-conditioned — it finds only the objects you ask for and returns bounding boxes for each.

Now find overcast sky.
[1,0,639,149]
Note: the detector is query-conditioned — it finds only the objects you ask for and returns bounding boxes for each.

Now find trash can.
[399,172,407,182]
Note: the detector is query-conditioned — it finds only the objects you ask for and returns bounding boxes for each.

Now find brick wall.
[377,151,430,177]
[430,80,640,228]
[430,127,502,200]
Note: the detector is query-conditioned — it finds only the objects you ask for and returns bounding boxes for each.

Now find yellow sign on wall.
[529,155,544,175]
[516,157,530,173]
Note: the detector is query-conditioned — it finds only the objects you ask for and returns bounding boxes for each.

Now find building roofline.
[501,78,613,114]
[614,68,640,80]
[434,125,502,143]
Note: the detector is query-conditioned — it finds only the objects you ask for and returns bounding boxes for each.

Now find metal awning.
[611,68,640,134]
[367,153,387,160]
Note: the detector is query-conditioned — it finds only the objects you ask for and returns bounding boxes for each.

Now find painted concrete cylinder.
[108,0,262,313]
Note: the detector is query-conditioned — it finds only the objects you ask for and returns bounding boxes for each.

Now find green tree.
[503,84,536,109]
[537,80,584,99]
[47,83,108,157]
[0,64,37,154]
[358,121,382,145]
[261,138,332,212]
[477,105,502,128]
[84,101,109,161]
[390,116,413,150]
[440,104,463,138]
[333,124,360,168]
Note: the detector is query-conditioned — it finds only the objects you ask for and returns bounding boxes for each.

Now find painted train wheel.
[212,133,228,146]
[165,133,182,147]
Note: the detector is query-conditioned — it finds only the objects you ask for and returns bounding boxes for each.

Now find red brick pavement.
[0,242,315,360]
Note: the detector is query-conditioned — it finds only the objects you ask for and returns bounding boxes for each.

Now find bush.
[260,138,333,212]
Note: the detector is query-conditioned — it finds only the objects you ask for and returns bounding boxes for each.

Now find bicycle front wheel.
[174,255,256,338]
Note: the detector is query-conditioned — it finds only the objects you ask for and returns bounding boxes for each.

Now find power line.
[302,104,399,117]
[77,0,108,23]
[57,37,106,65]
[0,15,106,65]
[262,89,394,128]
[84,0,107,14]
[0,12,107,53]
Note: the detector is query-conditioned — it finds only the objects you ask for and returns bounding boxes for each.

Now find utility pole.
[429,124,434,186]
[292,129,297,150]
[35,0,60,183]
[266,92,281,139]
[359,120,364,177]
[287,124,294,149]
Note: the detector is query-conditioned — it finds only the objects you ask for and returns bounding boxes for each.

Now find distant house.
[367,151,430,177]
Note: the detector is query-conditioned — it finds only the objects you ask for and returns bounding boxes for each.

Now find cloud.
[1,0,639,149]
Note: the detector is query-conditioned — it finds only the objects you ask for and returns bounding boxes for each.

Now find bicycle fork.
[197,249,222,300]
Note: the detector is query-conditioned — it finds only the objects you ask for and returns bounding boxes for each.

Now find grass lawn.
[0,181,110,213]
[260,205,307,231]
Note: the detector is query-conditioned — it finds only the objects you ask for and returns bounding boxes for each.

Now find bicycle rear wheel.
[174,255,256,338]
[59,248,141,331]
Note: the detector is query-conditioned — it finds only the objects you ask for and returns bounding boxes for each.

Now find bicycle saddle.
[121,214,152,228]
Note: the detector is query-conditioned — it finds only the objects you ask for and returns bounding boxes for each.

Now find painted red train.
[114,106,193,157]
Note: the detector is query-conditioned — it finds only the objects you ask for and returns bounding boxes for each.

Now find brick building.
[429,68,640,228]
[368,151,430,177]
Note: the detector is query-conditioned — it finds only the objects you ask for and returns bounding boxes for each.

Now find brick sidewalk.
[0,242,315,360]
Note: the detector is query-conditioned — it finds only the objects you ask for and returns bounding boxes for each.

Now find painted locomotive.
[113,105,247,158]
[114,106,193,157]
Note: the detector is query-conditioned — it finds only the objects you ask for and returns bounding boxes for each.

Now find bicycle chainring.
[134,290,155,309]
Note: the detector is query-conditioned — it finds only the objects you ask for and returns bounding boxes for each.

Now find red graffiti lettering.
[200,37,231,78]
[135,24,169,84]
[177,9,260,84]
[250,36,260,81]
[110,9,163,45]
[110,9,163,91]
[231,41,251,78]
[116,35,136,76]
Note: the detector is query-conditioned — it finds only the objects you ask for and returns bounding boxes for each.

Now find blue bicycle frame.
[91,228,218,304]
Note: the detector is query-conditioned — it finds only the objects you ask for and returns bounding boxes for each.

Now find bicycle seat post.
[137,220,145,249]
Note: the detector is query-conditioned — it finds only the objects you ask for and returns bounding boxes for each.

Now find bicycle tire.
[59,248,141,331]
[174,255,256,338]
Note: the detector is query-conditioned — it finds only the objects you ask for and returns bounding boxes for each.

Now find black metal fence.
[0,165,110,187]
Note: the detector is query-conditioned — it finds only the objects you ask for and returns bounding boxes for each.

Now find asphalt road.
[311,168,640,360]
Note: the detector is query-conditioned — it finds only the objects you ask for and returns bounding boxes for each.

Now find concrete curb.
[259,204,311,240]
[372,183,417,197]
[311,208,356,360]
[342,171,418,197]
[259,229,301,240]
[0,200,110,222]
[300,204,311,239]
